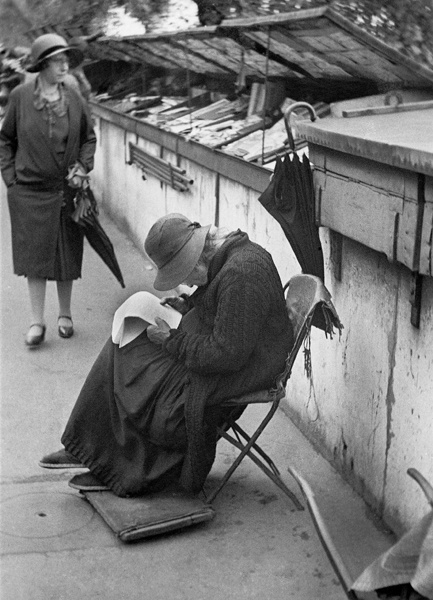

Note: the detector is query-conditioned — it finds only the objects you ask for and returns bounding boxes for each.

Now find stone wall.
[91,108,433,534]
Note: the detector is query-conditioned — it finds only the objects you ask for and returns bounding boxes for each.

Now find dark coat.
[0,79,96,279]
[62,232,294,496]
[164,230,292,397]
[164,231,294,491]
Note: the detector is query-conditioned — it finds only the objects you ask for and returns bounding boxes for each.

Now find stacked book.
[223,100,330,164]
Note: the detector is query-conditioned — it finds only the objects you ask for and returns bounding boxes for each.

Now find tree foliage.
[333,0,433,67]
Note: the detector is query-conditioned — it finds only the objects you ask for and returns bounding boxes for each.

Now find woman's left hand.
[146,317,171,345]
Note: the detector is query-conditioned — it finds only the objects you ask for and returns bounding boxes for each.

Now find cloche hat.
[144,213,211,291]
[26,33,84,73]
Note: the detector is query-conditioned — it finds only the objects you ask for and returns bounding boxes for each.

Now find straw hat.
[144,213,211,291]
[26,34,84,73]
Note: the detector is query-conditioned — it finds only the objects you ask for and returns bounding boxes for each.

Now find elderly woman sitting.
[40,213,294,495]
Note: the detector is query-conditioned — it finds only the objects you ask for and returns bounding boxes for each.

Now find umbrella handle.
[284,102,317,151]
[407,468,433,507]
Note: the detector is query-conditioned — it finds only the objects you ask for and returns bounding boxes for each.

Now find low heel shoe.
[58,316,74,338]
[39,449,84,469]
[25,324,46,348]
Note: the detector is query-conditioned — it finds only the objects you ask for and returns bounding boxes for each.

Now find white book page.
[112,291,182,348]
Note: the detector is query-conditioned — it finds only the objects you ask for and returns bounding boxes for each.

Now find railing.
[128,142,194,192]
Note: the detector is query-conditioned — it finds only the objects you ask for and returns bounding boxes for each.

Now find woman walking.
[0,33,96,347]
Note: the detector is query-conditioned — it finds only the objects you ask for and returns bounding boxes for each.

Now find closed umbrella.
[258,102,324,282]
[71,187,125,288]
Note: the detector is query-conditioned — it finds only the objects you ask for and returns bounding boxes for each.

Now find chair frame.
[206,275,334,509]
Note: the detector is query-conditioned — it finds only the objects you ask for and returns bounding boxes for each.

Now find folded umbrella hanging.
[258,152,324,281]
[71,187,125,288]
[258,102,324,282]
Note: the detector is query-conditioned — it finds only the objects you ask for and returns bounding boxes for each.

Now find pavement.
[0,189,395,600]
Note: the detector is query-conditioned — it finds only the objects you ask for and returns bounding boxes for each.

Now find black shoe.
[68,472,109,492]
[39,449,84,469]
[58,316,74,338]
[25,324,46,348]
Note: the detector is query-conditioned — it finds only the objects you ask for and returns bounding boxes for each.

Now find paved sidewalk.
[0,191,394,600]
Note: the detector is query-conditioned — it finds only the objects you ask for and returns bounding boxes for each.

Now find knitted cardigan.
[162,230,293,492]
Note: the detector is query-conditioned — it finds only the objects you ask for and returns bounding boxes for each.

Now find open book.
[112,291,182,348]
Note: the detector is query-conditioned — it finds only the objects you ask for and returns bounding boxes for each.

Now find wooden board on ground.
[83,486,215,543]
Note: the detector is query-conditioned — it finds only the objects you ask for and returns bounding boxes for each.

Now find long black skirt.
[62,332,192,497]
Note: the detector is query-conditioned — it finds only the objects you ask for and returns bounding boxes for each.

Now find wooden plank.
[342,101,433,119]
[216,7,329,30]
[256,28,366,80]
[107,39,179,70]
[113,39,216,73]
[145,40,230,74]
[272,26,318,53]
[303,53,353,78]
[313,146,423,271]
[420,176,433,276]
[236,42,292,78]
[197,38,245,72]
[315,147,418,199]
[169,38,236,75]
[336,49,420,84]
[296,31,350,53]
[293,27,339,38]
[246,30,322,78]
[397,197,420,271]
[315,170,403,263]
[330,30,369,51]
[325,50,396,82]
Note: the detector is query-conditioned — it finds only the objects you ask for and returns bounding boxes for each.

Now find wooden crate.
[310,144,424,273]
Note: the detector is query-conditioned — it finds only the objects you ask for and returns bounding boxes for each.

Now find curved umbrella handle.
[284,102,317,151]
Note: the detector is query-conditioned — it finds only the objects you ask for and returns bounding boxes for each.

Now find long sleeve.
[0,91,18,187]
[77,100,96,173]
[163,250,273,374]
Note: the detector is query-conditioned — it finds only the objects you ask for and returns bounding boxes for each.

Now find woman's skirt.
[7,183,83,280]
[62,331,191,497]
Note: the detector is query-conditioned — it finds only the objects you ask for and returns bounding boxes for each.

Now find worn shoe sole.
[39,460,85,469]
[68,473,109,492]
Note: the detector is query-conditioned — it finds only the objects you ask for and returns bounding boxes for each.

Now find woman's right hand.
[147,317,171,345]
[160,296,188,314]
[66,163,89,189]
